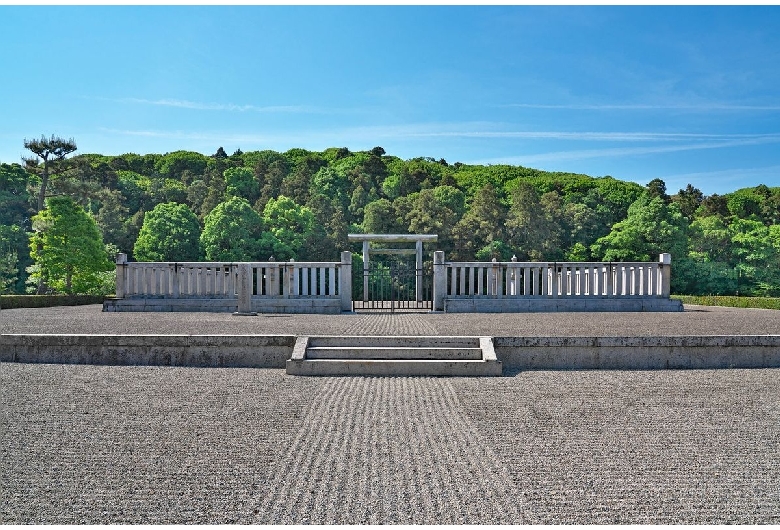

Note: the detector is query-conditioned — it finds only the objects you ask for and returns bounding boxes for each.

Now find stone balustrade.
[432,252,681,312]
[107,252,352,314]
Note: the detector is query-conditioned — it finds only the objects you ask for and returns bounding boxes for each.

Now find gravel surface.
[2,363,778,524]
[1,303,778,336]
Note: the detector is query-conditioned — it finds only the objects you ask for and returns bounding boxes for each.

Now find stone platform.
[2,304,779,523]
[1,304,778,371]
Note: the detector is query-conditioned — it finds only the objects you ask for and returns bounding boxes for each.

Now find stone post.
[115,253,127,298]
[289,259,298,296]
[433,251,446,312]
[233,263,257,316]
[415,239,424,303]
[659,253,672,298]
[171,263,180,298]
[340,251,353,312]
[362,240,370,303]
[509,255,518,296]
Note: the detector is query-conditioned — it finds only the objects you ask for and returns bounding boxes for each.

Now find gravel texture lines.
[2,363,779,524]
[1,364,319,524]
[340,313,439,336]
[455,369,780,523]
[1,304,778,337]
[258,376,522,524]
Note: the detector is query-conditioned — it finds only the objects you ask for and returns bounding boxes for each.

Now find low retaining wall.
[495,336,780,370]
[2,334,778,371]
[445,297,683,313]
[0,334,295,368]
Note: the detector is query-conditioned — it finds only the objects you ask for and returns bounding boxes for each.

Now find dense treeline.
[1,138,779,296]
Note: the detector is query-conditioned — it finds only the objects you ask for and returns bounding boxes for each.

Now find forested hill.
[2,144,779,296]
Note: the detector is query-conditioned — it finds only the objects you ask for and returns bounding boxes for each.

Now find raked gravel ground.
[1,303,779,336]
[2,363,779,524]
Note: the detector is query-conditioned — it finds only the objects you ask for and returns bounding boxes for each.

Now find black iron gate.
[353,257,432,312]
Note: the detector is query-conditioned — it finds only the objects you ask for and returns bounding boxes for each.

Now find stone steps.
[286,336,502,377]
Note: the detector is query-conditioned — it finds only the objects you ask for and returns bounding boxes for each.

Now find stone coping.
[2,333,778,371]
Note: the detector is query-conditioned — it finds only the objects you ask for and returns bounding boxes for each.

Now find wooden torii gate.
[348,233,438,305]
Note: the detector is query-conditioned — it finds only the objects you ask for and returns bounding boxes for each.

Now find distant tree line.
[1,136,778,296]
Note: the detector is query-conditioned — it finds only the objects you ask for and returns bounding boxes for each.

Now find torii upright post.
[415,239,424,303]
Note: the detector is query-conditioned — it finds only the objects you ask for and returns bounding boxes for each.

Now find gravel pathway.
[2,363,778,524]
[1,303,778,337]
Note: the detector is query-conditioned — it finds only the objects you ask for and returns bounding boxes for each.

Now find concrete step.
[308,336,481,348]
[286,336,502,377]
[305,346,483,361]
[288,358,502,377]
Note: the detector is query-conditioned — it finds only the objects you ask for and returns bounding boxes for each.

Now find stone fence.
[105,250,681,313]
[432,252,682,312]
[104,252,352,314]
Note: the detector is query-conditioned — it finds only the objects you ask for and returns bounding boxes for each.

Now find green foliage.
[0,163,33,227]
[591,194,688,262]
[451,183,507,260]
[224,166,259,202]
[726,187,763,219]
[262,196,316,260]
[28,196,112,294]
[475,240,513,261]
[671,295,780,310]
[404,186,465,250]
[200,197,267,261]
[154,151,209,180]
[0,294,106,309]
[362,198,398,234]
[0,246,18,294]
[728,218,780,296]
[5,137,779,296]
[506,182,558,261]
[0,224,31,294]
[95,189,132,255]
[133,202,202,262]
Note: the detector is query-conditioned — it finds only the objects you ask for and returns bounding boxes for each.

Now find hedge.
[0,295,106,310]
[672,295,780,310]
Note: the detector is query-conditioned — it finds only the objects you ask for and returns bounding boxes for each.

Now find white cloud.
[117,98,317,114]
[504,103,780,111]
[469,135,780,166]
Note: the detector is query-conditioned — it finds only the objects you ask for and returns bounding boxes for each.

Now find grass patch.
[0,295,106,310]
[672,295,780,310]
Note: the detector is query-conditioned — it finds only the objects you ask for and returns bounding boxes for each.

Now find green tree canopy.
[224,166,260,203]
[591,194,689,262]
[23,135,78,212]
[505,182,559,261]
[0,163,33,227]
[451,183,508,260]
[262,196,316,260]
[133,202,202,262]
[200,197,267,261]
[28,196,112,294]
[154,150,209,181]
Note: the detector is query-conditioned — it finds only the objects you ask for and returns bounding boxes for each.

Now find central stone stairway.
[286,336,502,376]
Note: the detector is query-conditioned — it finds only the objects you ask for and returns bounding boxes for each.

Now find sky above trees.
[2,5,779,195]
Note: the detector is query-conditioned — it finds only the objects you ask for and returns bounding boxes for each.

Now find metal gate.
[353,257,432,312]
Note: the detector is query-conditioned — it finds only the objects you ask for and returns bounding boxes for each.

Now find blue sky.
[2,5,779,195]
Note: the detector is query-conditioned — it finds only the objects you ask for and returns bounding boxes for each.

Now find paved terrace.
[2,305,779,523]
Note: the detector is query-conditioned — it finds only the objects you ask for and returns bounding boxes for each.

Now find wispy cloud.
[117,97,318,114]
[470,135,780,166]
[101,125,780,151]
[504,103,780,111]
[660,165,780,188]
[400,130,780,142]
